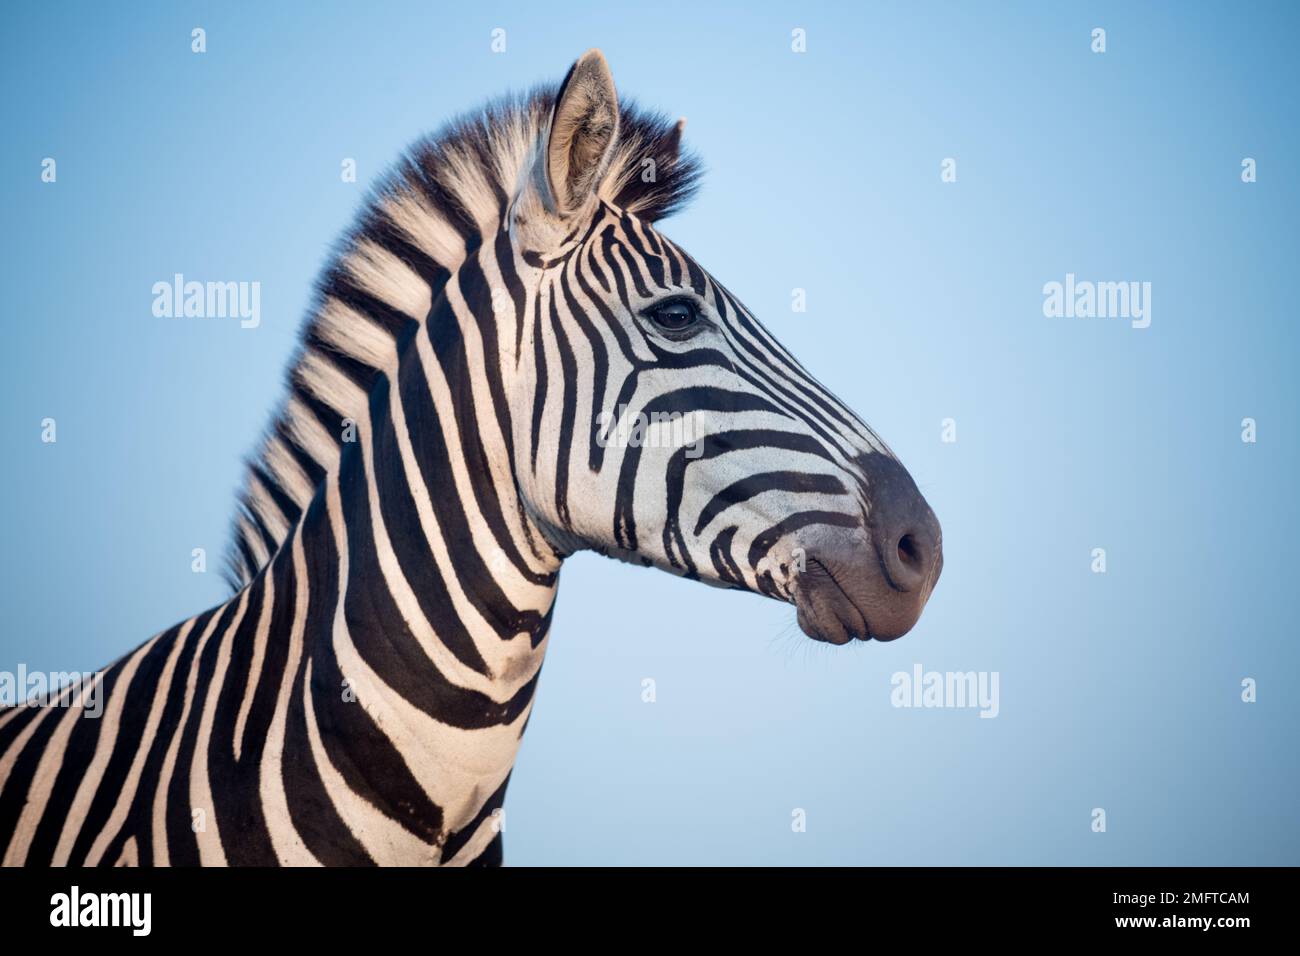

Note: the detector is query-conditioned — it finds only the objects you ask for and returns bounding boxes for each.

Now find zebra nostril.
[882,525,935,593]
[854,450,942,596]
[896,533,923,572]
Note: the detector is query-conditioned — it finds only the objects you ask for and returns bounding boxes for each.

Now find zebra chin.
[792,531,943,644]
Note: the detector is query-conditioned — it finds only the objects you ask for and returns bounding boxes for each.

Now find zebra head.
[505,52,943,644]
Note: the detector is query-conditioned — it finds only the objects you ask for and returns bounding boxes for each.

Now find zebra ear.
[665,117,686,164]
[545,49,620,215]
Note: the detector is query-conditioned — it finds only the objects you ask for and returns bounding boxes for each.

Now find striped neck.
[246,241,561,863]
[0,240,566,869]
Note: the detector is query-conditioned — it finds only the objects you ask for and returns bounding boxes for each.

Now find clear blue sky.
[2,1,1297,864]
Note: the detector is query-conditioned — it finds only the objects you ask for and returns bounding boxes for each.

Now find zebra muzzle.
[792,467,942,644]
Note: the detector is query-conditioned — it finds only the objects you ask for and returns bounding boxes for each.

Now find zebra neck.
[277,280,562,862]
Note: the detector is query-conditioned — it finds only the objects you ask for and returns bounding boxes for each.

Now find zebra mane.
[223,82,704,589]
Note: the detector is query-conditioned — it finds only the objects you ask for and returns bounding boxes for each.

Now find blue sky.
[2,1,1297,864]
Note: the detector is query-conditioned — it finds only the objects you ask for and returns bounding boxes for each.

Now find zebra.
[0,50,942,867]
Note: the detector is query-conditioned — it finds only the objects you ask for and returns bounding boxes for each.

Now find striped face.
[507,52,943,644]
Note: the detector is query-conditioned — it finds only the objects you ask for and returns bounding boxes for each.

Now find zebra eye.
[643,298,702,336]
